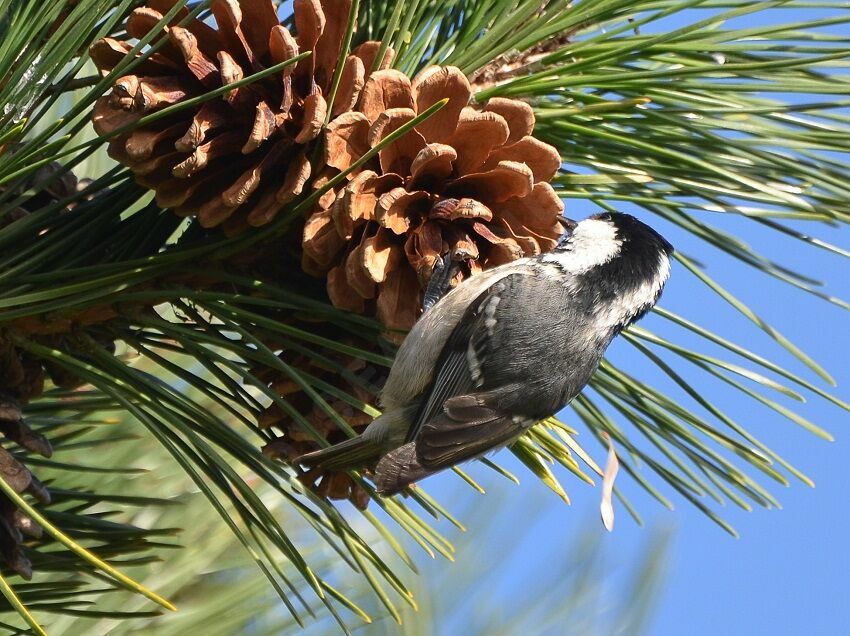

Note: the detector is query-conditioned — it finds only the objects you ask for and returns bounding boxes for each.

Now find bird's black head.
[589,212,674,259]
[546,212,674,329]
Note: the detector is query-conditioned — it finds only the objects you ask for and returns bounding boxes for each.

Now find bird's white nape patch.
[576,254,670,336]
[628,251,670,313]
[596,251,671,330]
[655,251,671,290]
[542,217,622,274]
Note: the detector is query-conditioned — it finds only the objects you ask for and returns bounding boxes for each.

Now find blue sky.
[395,6,850,636]
[408,175,850,636]
[411,207,849,634]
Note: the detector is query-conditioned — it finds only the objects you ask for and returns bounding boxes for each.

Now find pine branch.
[1,0,849,631]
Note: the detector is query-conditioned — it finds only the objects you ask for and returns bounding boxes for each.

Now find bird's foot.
[556,216,578,248]
[422,252,461,313]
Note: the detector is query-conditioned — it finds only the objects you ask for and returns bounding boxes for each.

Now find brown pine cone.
[0,397,51,579]
[0,333,103,578]
[0,396,52,458]
[302,65,564,331]
[91,0,391,233]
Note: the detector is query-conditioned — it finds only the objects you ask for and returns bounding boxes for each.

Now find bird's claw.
[557,216,578,248]
[423,252,461,313]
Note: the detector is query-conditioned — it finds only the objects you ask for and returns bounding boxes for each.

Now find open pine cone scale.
[91,0,391,233]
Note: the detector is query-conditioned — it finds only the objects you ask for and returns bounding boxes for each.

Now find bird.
[297,212,674,495]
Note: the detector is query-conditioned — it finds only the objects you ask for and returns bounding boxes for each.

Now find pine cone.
[0,159,109,577]
[0,395,51,580]
[0,335,113,578]
[91,0,390,233]
[302,65,564,331]
[0,333,109,579]
[255,319,388,509]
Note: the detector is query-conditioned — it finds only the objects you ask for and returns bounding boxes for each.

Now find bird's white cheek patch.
[542,219,622,274]
[655,253,671,287]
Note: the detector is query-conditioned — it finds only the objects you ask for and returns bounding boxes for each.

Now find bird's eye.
[590,212,612,222]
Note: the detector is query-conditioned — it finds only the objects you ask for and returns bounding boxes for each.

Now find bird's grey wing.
[405,273,527,444]
[374,392,528,493]
[416,393,529,467]
[376,270,590,491]
[410,269,593,468]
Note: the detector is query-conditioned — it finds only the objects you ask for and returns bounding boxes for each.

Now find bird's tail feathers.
[296,436,382,472]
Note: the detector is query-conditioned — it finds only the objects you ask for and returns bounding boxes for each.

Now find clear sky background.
[410,208,850,635]
[397,7,850,636]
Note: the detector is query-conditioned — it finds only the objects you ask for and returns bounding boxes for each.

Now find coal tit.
[298,212,674,494]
